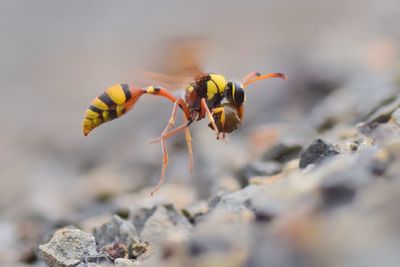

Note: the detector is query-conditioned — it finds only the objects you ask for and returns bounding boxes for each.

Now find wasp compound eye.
[226,81,245,106]
[233,84,245,106]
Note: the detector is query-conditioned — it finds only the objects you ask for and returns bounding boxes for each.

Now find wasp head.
[225,81,245,107]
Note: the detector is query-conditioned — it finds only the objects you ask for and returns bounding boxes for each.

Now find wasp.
[83,71,286,195]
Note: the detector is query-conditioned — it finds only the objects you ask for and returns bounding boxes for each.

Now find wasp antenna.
[243,72,287,88]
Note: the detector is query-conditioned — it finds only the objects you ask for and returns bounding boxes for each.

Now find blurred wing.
[136,37,209,90]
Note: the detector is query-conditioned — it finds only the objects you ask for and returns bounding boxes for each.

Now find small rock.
[308,77,399,131]
[39,228,98,267]
[129,206,157,235]
[358,122,400,143]
[128,241,150,260]
[250,190,292,223]
[262,143,303,163]
[237,160,282,186]
[299,139,339,169]
[114,258,136,267]
[93,215,139,249]
[102,242,128,260]
[141,204,192,247]
[181,201,208,225]
[319,182,356,210]
[364,95,400,124]
[209,185,260,216]
[369,148,392,176]
[390,107,400,125]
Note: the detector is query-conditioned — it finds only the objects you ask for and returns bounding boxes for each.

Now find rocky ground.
[2,2,400,266]
[12,74,397,267]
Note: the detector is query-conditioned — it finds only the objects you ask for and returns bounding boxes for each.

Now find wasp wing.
[135,37,208,90]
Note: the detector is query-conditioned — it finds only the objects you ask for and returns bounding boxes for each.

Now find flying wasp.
[82,40,287,195]
[83,71,286,195]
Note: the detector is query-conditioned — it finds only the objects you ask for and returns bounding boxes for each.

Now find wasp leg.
[211,107,226,132]
[149,122,192,196]
[148,98,187,144]
[149,136,168,197]
[211,106,228,142]
[183,113,193,172]
[242,72,287,88]
[200,98,222,140]
[149,99,192,196]
[150,116,194,173]
[144,86,192,120]
[149,99,183,196]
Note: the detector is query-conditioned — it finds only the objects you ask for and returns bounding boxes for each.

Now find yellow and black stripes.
[205,74,227,100]
[225,81,245,107]
[82,84,190,136]
[82,84,135,136]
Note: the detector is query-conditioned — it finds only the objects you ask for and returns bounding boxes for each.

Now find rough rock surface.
[39,228,98,267]
[299,139,339,168]
[140,204,192,248]
[93,215,139,249]
[237,160,282,186]
[34,74,400,267]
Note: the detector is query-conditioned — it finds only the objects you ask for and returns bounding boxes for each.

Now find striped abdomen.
[82,84,144,136]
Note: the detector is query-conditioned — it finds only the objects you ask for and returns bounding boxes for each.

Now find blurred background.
[1,0,400,265]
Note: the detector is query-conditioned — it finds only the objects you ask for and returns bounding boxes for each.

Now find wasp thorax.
[225,81,245,106]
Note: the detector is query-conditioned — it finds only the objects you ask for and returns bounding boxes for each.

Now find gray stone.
[390,107,400,125]
[129,206,157,235]
[308,78,400,131]
[237,161,282,186]
[114,258,136,267]
[299,139,339,169]
[358,121,400,144]
[262,143,303,163]
[141,204,192,246]
[319,179,356,210]
[93,215,139,249]
[210,185,260,214]
[181,201,208,225]
[39,228,98,267]
[364,95,400,124]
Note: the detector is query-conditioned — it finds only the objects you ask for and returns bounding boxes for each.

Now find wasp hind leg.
[149,99,192,196]
[148,98,189,144]
[183,113,194,172]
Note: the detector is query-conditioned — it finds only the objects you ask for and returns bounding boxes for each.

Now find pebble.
[93,215,139,249]
[299,139,339,169]
[114,258,137,267]
[390,107,400,125]
[262,143,303,163]
[237,160,282,186]
[140,204,192,249]
[39,228,98,267]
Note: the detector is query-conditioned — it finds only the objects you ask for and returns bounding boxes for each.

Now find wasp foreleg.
[200,98,222,140]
